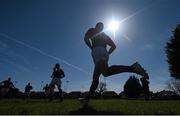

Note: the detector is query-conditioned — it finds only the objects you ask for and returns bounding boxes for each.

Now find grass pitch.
[0,99,180,114]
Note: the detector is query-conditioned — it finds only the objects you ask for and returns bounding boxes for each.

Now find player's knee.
[90,80,99,91]
[94,80,99,84]
[102,71,109,77]
[58,87,62,91]
[92,79,99,85]
[103,73,108,77]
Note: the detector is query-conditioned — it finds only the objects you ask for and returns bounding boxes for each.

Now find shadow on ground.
[69,103,123,115]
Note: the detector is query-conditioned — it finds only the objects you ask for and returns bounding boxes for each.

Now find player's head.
[28,82,30,85]
[8,77,11,81]
[95,22,104,32]
[55,63,60,68]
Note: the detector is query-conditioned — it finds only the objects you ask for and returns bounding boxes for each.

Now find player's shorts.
[0,88,9,96]
[49,78,61,90]
[91,46,109,64]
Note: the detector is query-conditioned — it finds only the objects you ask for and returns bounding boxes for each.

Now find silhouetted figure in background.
[25,82,33,99]
[0,77,15,98]
[43,84,50,98]
[49,63,65,101]
[124,75,142,98]
[83,22,149,101]
[140,77,150,100]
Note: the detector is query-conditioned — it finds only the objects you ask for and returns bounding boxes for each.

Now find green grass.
[0,99,180,114]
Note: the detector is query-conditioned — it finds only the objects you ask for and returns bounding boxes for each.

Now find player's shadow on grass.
[69,103,123,115]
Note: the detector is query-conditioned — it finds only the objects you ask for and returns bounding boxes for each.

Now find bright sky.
[0,0,179,93]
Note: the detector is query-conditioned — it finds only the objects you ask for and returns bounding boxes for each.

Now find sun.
[107,19,120,39]
[108,20,120,32]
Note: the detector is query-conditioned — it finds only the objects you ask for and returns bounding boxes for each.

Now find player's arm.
[105,34,116,55]
[51,73,54,78]
[0,81,3,85]
[84,29,93,49]
[11,82,15,88]
[51,69,55,78]
[61,70,65,78]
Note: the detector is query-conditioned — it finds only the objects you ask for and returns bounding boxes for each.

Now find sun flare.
[107,19,120,39]
[108,20,120,32]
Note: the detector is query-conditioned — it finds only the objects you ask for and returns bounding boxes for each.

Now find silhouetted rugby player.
[43,84,50,97]
[49,63,65,101]
[25,82,33,99]
[83,22,149,100]
[1,78,14,89]
[0,77,15,97]
[140,77,150,100]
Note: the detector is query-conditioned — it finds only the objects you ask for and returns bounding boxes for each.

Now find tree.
[124,75,142,98]
[96,82,107,96]
[166,78,180,94]
[166,24,180,79]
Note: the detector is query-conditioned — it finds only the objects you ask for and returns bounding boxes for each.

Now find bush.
[124,75,142,98]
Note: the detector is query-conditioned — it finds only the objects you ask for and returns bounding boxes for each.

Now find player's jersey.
[52,68,65,78]
[43,86,49,91]
[3,80,13,88]
[85,28,110,49]
[25,85,32,92]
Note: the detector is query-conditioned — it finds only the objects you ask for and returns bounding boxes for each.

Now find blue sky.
[0,0,179,93]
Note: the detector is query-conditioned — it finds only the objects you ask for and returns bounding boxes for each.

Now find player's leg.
[56,78,63,102]
[131,62,149,79]
[5,88,11,98]
[102,62,149,79]
[27,92,30,99]
[104,65,134,76]
[1,88,8,98]
[25,91,29,99]
[86,63,101,100]
[49,78,55,101]
[44,90,48,98]
[98,58,135,77]
[140,77,150,100]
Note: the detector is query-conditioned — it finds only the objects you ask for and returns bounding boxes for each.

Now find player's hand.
[61,76,65,78]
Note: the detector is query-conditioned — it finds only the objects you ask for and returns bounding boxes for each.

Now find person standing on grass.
[43,84,50,98]
[0,77,15,98]
[140,77,150,100]
[49,63,65,101]
[83,22,149,101]
[25,82,33,99]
